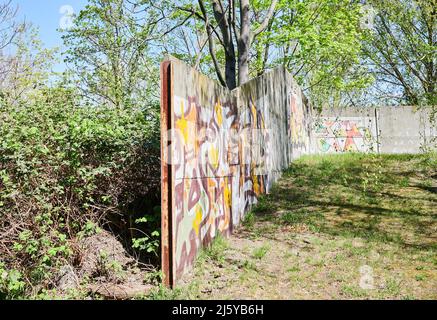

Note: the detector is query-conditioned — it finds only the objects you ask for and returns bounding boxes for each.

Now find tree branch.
[251,0,278,42]
[198,0,226,87]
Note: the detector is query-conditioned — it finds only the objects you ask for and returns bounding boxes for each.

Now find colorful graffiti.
[289,89,311,156]
[314,117,376,153]
[163,58,436,287]
[171,94,270,281]
[161,58,312,285]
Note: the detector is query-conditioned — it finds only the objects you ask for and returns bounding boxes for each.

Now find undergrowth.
[0,87,161,299]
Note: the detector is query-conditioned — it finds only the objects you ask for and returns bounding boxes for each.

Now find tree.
[0,1,56,105]
[173,0,278,89]
[362,0,436,107]
[251,0,372,109]
[165,0,370,109]
[62,0,160,110]
[0,0,20,51]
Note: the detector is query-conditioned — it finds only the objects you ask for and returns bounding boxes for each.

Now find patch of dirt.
[180,222,437,299]
[78,230,136,277]
[56,230,154,299]
[177,154,437,300]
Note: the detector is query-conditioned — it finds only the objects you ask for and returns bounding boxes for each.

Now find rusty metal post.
[160,60,173,288]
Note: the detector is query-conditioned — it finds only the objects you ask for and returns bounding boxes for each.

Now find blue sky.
[12,0,88,70]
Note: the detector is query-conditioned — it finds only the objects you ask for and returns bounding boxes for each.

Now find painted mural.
[314,117,376,153]
[171,94,271,281]
[162,58,312,285]
[162,59,437,286]
[288,87,311,157]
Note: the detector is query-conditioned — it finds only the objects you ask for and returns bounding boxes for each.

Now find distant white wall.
[313,106,436,154]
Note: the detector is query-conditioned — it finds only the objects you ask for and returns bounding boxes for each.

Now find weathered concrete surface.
[377,106,436,154]
[161,57,436,286]
[313,106,436,154]
[165,57,235,284]
[287,73,314,158]
[161,57,312,285]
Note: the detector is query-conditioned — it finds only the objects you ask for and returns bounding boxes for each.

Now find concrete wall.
[315,106,436,154]
[288,75,314,158]
[377,106,436,154]
[166,59,234,284]
[161,57,435,286]
[160,58,312,286]
[315,107,379,153]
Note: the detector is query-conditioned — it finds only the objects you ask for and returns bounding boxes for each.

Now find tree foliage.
[0,1,161,298]
[253,0,372,108]
[0,2,57,105]
[164,0,371,108]
[362,0,436,109]
[0,84,160,298]
[62,0,160,110]
[167,0,278,89]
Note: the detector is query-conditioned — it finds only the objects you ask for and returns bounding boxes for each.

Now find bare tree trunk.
[211,0,237,89]
[225,1,237,89]
[238,0,250,86]
[195,0,277,89]
[225,45,237,89]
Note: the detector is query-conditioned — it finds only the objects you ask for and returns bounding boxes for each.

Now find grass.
[252,244,270,260]
[273,153,437,249]
[202,234,228,263]
[174,153,437,300]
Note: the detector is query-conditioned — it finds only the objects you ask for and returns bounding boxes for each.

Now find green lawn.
[158,153,437,300]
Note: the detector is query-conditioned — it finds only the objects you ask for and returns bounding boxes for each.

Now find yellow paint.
[215,100,223,126]
[218,178,231,232]
[208,177,216,189]
[209,146,219,169]
[251,102,257,124]
[224,177,231,208]
[192,205,203,236]
[253,175,260,195]
[364,128,372,141]
[176,101,189,144]
[338,129,347,137]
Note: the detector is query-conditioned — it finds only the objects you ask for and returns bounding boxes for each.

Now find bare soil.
[175,154,437,300]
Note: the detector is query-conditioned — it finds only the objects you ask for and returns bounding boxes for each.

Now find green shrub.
[0,87,160,298]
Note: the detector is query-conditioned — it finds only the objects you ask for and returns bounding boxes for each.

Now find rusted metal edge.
[160,60,173,288]
[170,63,176,287]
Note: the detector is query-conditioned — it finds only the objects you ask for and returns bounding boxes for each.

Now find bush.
[0,87,160,298]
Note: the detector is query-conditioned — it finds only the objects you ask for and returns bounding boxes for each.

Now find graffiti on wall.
[171,94,271,280]
[161,58,313,285]
[289,89,311,156]
[314,117,376,153]
[163,59,437,288]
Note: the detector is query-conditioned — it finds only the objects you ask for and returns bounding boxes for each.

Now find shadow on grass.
[417,185,437,194]
[248,153,437,251]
